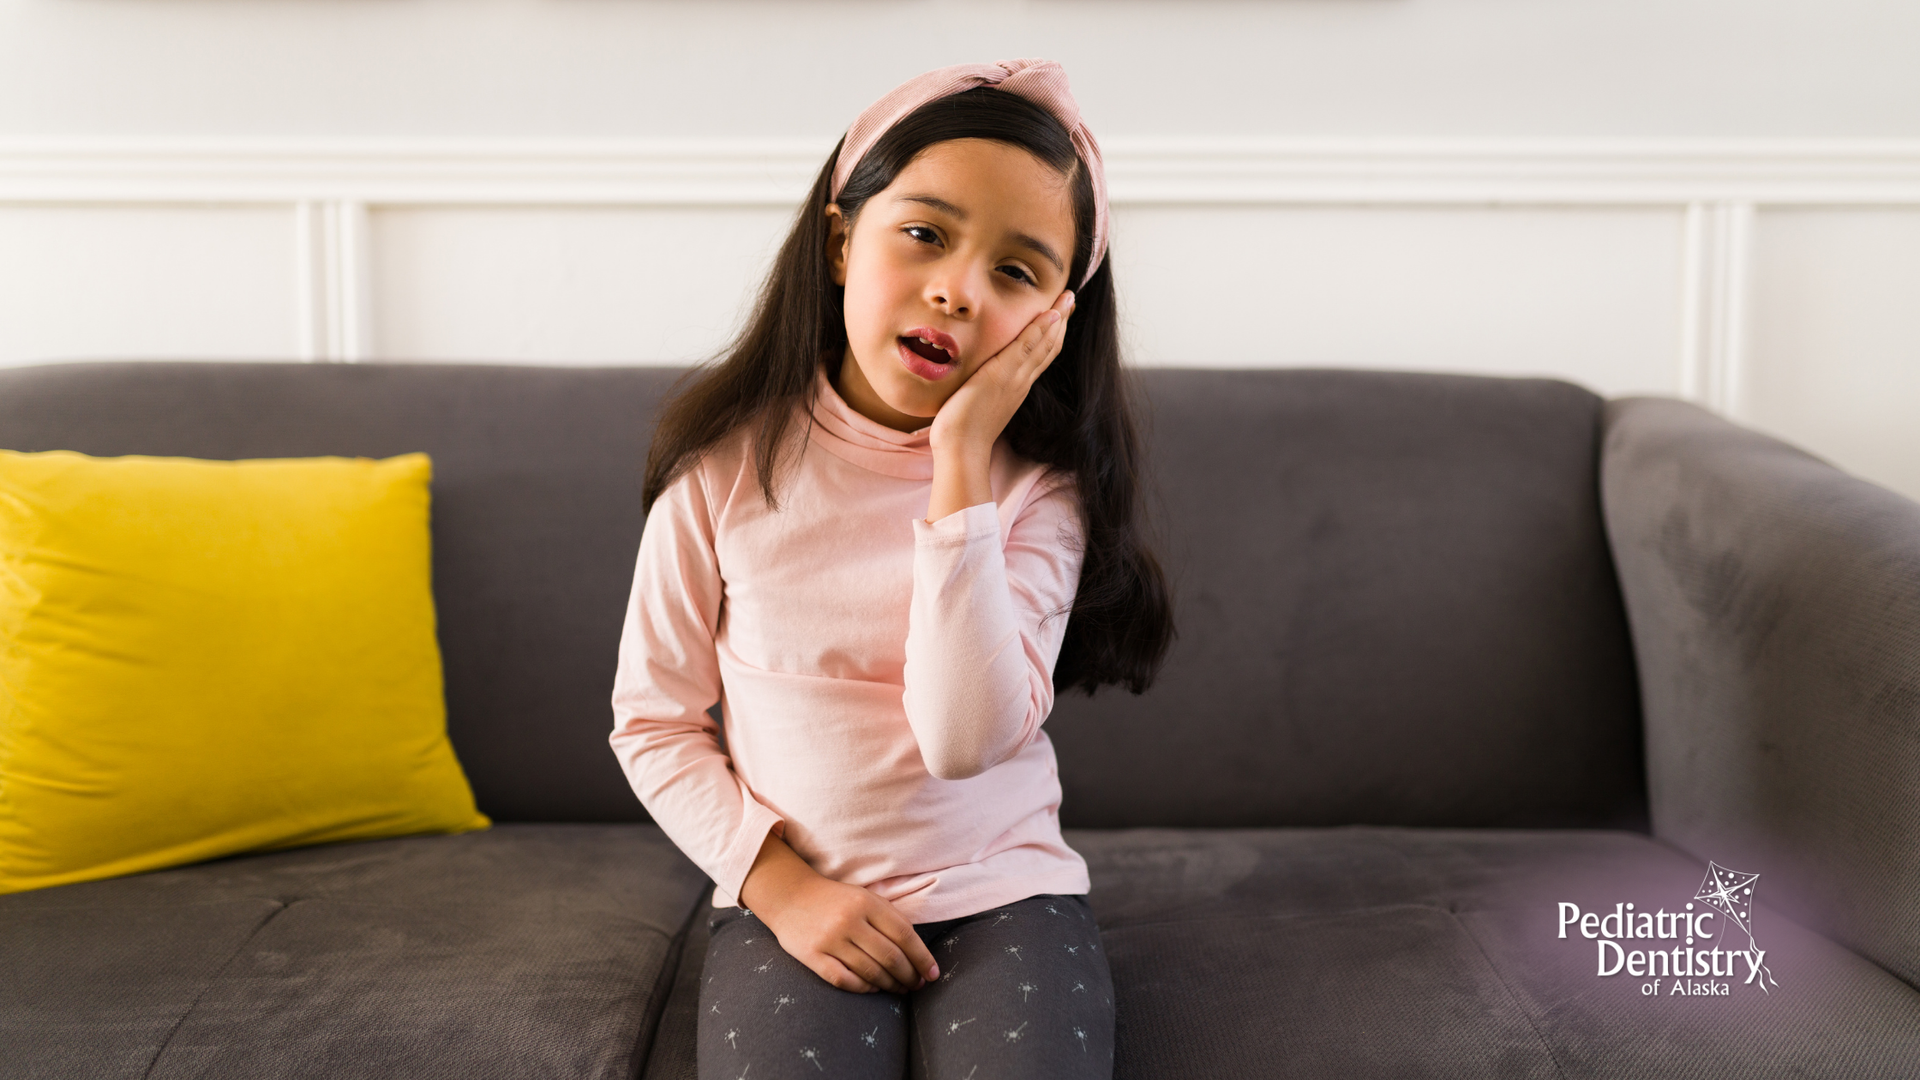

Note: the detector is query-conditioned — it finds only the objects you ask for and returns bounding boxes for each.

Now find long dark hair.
[642,86,1174,696]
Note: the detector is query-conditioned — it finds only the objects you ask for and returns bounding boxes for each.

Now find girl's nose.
[928,288,971,317]
[926,265,981,318]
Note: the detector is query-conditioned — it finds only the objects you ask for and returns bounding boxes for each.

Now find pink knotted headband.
[830,58,1110,289]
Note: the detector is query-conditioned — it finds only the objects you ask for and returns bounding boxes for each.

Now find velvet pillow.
[0,449,488,894]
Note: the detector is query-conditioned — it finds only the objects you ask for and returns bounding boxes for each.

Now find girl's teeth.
[904,334,951,362]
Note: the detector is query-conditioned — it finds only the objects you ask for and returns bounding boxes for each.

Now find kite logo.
[1555,860,1781,997]
[1693,861,1779,993]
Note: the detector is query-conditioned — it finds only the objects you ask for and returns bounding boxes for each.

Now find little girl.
[610,59,1174,1080]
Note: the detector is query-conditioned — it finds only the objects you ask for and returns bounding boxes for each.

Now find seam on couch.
[628,882,712,1079]
[138,898,292,1080]
[1591,394,1654,838]
[1834,944,1920,997]
[1444,907,1573,1080]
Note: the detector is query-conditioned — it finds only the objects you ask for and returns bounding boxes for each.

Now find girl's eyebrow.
[896,193,968,219]
[894,193,1064,274]
[1010,234,1065,275]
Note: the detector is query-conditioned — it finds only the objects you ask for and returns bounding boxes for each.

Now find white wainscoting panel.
[0,204,297,364]
[369,205,795,364]
[1110,205,1685,398]
[1743,208,1920,503]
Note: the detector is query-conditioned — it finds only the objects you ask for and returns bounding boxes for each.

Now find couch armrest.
[1600,397,1920,988]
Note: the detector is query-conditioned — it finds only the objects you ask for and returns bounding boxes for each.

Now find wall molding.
[4,137,1919,384]
[294,201,370,362]
[1678,202,1753,417]
[4,137,1920,207]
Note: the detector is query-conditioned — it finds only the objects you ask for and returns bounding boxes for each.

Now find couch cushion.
[643,827,1920,1079]
[1046,368,1647,830]
[0,362,681,823]
[0,824,710,1080]
[1079,827,1920,1077]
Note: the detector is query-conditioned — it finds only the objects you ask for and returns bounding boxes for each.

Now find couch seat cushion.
[1091,826,1920,1078]
[643,827,1920,1079]
[0,824,709,1080]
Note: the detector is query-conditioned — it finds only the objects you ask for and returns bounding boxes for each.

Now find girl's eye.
[900,225,1034,286]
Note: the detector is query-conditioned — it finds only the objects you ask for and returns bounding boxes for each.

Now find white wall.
[7,0,1919,141]
[1,0,1917,501]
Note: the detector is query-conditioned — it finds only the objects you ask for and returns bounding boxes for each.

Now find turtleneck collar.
[803,360,936,480]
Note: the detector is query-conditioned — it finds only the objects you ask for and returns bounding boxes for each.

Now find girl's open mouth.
[899,335,953,365]
[896,330,959,381]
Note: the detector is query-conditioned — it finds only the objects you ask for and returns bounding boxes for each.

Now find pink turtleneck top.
[609,363,1091,923]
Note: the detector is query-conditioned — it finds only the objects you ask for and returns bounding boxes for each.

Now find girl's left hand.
[928,289,1075,457]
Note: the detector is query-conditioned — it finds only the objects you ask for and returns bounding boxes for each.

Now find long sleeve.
[609,465,784,901]
[902,471,1086,781]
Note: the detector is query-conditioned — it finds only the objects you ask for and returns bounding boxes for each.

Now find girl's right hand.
[738,832,940,994]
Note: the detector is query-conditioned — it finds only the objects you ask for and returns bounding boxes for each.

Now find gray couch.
[2,361,1916,1078]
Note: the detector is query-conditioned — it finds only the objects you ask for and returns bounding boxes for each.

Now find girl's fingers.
[830,940,906,993]
[1028,312,1067,378]
[1020,309,1055,355]
[873,911,940,982]
[906,935,939,982]
[814,952,876,994]
[1032,290,1075,369]
[966,289,1074,407]
[1010,306,1066,380]
[852,923,923,990]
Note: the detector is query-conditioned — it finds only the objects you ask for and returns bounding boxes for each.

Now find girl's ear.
[824,203,850,287]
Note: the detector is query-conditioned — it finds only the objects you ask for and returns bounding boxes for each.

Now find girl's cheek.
[982,319,1027,362]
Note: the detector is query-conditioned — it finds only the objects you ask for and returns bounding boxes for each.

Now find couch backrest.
[0,362,1646,830]
[1051,368,1646,830]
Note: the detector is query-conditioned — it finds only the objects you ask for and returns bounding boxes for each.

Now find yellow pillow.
[0,449,489,894]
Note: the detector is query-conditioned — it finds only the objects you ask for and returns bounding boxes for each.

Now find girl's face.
[826,138,1078,433]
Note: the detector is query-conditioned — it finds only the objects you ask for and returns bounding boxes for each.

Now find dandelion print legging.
[696,892,1115,1080]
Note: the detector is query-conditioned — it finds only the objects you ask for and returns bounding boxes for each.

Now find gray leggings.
[696,892,1115,1080]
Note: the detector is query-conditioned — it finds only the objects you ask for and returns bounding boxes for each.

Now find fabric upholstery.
[1045,368,1647,830]
[646,827,1920,1079]
[0,824,711,1079]
[1601,397,1920,990]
